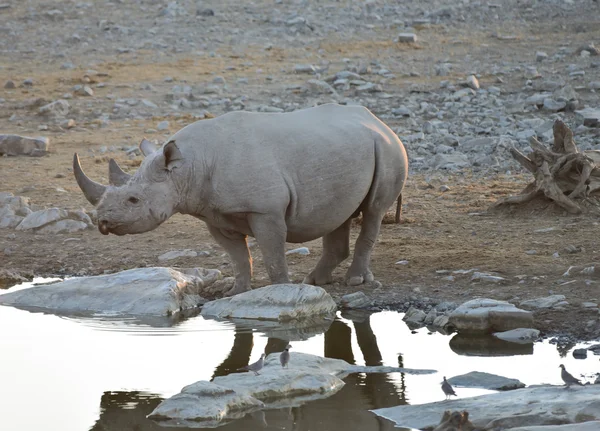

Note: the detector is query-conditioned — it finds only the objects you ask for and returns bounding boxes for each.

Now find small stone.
[213,76,225,84]
[581,302,598,308]
[157,121,169,131]
[285,247,310,256]
[395,260,409,265]
[397,33,417,43]
[22,78,34,87]
[471,272,505,283]
[525,250,537,255]
[38,99,70,118]
[439,185,450,192]
[575,108,600,127]
[572,348,588,359]
[294,64,316,74]
[197,8,214,16]
[536,51,548,62]
[4,80,15,89]
[543,98,566,112]
[61,119,76,129]
[157,249,198,261]
[465,75,480,90]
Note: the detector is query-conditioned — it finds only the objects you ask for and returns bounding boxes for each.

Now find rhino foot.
[346,270,374,286]
[302,272,333,286]
[224,283,251,297]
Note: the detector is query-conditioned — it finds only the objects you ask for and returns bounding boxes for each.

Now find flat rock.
[16,208,67,230]
[520,295,567,309]
[0,267,221,317]
[200,284,337,321]
[510,423,600,431]
[372,385,600,430]
[493,328,540,344]
[149,352,348,427]
[340,291,371,309]
[431,153,470,170]
[575,108,600,127]
[158,249,198,261]
[447,371,525,391]
[0,135,49,156]
[148,381,264,428]
[448,298,533,333]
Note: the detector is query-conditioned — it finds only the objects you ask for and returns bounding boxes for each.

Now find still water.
[0,279,598,431]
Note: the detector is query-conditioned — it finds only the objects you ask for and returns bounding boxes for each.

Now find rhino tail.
[394,193,403,224]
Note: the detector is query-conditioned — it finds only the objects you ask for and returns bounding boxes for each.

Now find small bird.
[237,354,265,376]
[280,344,292,368]
[441,376,457,400]
[559,364,583,388]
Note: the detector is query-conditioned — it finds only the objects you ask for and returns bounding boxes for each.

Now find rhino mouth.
[98,220,128,236]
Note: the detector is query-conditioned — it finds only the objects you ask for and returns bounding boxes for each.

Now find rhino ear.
[139,138,158,157]
[163,140,184,171]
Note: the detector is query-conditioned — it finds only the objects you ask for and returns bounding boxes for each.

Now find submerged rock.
[448,298,533,333]
[447,371,525,391]
[200,284,337,321]
[372,385,600,430]
[0,267,221,316]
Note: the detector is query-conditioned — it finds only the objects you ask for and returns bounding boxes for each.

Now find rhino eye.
[128,196,140,204]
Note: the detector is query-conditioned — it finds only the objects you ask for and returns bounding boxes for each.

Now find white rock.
[397,33,417,43]
[294,64,316,74]
[0,267,220,317]
[447,371,525,390]
[38,99,70,118]
[511,423,600,431]
[157,121,169,130]
[465,74,480,90]
[493,328,540,344]
[471,272,505,283]
[285,247,310,256]
[0,135,50,157]
[158,249,198,261]
[36,219,89,234]
[373,385,600,430]
[403,307,426,324]
[432,153,470,170]
[200,284,337,321]
[148,381,264,428]
[448,298,533,333]
[340,291,371,309]
[16,208,67,230]
[575,108,600,127]
[520,295,567,309]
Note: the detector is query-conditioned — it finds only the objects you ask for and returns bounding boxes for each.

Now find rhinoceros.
[73,103,408,296]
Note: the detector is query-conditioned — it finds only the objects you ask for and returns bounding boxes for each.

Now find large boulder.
[200,284,337,321]
[372,385,600,430]
[0,267,221,317]
[448,299,533,333]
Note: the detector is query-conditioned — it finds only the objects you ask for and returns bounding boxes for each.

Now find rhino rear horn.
[139,138,158,157]
[108,158,132,186]
[73,153,107,205]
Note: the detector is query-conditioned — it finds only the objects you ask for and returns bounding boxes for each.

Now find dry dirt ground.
[1,1,600,341]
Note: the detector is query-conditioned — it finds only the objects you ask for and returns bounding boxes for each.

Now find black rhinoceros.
[74,103,408,296]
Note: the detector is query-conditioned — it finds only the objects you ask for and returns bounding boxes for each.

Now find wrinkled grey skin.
[74,104,408,296]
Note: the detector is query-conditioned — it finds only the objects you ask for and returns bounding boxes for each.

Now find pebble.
[397,33,417,43]
[157,121,169,131]
[4,80,15,89]
[465,75,480,90]
[285,247,310,256]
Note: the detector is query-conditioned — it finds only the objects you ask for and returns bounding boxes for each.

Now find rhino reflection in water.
[73,104,408,296]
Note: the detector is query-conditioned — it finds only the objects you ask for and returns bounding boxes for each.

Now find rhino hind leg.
[206,225,253,296]
[345,209,383,286]
[303,219,351,285]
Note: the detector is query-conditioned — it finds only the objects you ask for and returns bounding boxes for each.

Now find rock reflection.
[449,333,534,356]
[91,314,406,431]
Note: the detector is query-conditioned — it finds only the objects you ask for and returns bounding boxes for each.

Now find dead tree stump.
[493,119,600,214]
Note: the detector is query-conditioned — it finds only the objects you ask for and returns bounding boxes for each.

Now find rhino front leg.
[304,219,351,285]
[248,214,290,285]
[345,210,384,286]
[207,225,253,296]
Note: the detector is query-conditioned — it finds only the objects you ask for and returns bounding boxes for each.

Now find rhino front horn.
[73,153,107,205]
[108,158,132,186]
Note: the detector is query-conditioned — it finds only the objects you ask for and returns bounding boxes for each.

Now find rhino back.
[169,104,405,240]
